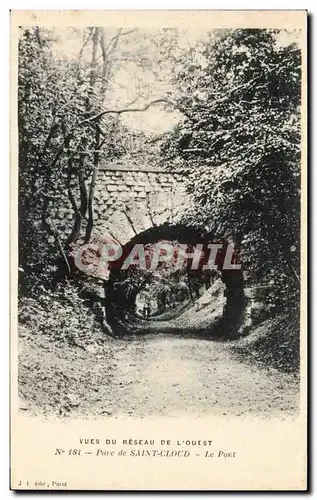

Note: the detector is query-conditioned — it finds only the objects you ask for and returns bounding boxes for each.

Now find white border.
[2,2,314,498]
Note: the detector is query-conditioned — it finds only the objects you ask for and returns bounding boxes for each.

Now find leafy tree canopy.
[161,29,301,304]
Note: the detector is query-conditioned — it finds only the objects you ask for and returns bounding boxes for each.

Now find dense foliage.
[18,27,132,294]
[18,27,302,345]
[19,282,106,347]
[162,29,301,310]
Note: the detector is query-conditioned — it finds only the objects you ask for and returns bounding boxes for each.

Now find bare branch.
[78,28,93,60]
[85,127,100,243]
[122,209,138,236]
[41,198,71,276]
[116,28,137,38]
[78,149,88,219]
[103,28,137,59]
[61,123,85,246]
[79,98,178,125]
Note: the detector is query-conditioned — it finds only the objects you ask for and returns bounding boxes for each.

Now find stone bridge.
[68,163,272,336]
[92,165,190,245]
[47,162,272,336]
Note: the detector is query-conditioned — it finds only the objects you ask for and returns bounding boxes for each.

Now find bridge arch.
[55,163,270,336]
[103,222,247,339]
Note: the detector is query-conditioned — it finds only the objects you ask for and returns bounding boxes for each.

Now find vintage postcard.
[10,10,307,490]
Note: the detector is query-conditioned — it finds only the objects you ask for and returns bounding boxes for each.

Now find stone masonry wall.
[92,167,189,245]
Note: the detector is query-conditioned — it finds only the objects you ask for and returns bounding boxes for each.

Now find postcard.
[10,10,307,490]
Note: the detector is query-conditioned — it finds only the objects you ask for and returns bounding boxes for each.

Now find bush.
[231,312,300,373]
[18,282,106,347]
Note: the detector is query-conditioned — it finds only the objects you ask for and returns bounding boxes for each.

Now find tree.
[18,27,130,294]
[161,29,301,308]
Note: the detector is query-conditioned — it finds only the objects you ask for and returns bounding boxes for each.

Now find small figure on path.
[146,303,151,318]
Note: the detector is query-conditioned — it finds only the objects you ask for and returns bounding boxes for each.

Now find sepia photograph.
[10,10,307,491]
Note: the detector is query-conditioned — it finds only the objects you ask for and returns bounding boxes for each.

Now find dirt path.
[101,334,299,418]
[19,332,299,419]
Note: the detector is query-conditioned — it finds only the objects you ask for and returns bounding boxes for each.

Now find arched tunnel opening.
[103,224,247,339]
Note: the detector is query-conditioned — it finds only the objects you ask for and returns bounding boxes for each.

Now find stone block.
[126,178,135,186]
[148,173,157,182]
[136,201,146,209]
[158,174,169,182]
[137,172,148,182]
